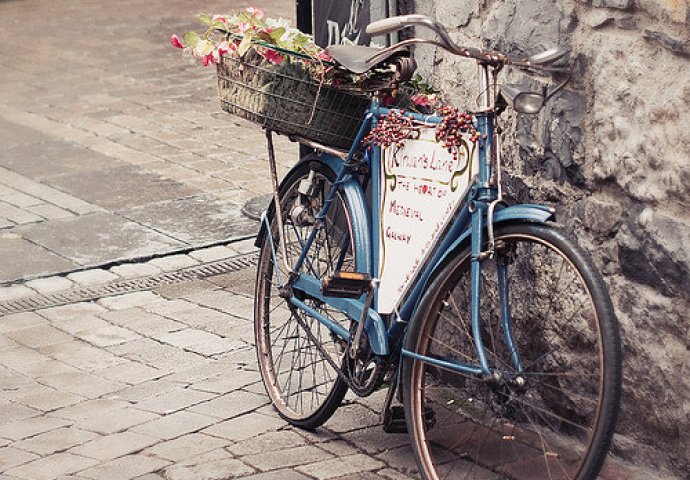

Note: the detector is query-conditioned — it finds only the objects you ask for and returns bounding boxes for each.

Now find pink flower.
[216,41,230,56]
[381,93,395,107]
[236,21,251,33]
[261,48,284,65]
[411,93,431,107]
[212,15,227,23]
[317,50,333,62]
[202,52,216,66]
[246,7,264,19]
[170,34,185,49]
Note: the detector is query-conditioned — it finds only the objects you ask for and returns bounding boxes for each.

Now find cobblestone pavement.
[0,0,295,284]
[0,239,420,480]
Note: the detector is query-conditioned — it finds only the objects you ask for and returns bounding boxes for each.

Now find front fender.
[435,203,555,270]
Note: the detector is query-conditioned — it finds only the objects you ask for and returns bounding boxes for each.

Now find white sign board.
[377,127,479,314]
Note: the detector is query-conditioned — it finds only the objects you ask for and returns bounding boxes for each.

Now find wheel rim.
[256,172,355,422]
[410,231,608,480]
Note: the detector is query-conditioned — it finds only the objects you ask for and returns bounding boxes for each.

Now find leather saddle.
[325,44,411,74]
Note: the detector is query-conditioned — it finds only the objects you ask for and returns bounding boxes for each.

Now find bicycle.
[248,14,622,480]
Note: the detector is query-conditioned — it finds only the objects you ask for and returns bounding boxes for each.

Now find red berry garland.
[364,107,482,159]
[363,110,416,149]
[435,106,481,160]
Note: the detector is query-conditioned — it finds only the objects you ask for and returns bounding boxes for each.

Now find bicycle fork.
[469,205,524,379]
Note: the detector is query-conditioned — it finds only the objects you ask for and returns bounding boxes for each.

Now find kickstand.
[381,377,407,433]
[381,372,437,434]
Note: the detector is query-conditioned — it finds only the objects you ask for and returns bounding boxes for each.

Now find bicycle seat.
[326,44,410,74]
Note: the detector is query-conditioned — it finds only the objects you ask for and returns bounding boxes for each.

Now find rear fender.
[254,153,350,248]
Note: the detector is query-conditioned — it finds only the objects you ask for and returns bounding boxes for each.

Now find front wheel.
[403,222,621,480]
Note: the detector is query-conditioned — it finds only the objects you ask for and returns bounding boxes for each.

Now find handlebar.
[366,14,569,71]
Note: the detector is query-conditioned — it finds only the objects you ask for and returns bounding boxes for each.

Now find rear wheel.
[254,161,358,430]
[403,222,621,480]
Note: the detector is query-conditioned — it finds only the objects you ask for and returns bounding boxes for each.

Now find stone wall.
[407,0,689,475]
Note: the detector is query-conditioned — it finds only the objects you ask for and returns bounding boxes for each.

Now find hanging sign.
[313,0,372,46]
[377,127,479,315]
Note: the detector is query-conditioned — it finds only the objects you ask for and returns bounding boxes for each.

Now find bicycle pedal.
[321,272,372,298]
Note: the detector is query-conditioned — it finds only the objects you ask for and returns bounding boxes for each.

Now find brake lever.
[544,75,571,101]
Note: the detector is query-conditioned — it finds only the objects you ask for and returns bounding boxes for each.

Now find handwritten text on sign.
[377,127,478,315]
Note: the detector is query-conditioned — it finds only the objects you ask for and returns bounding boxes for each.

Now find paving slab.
[0,234,75,283]
[16,212,184,267]
[3,452,99,480]
[0,124,117,180]
[76,454,170,480]
[118,195,258,246]
[46,165,201,211]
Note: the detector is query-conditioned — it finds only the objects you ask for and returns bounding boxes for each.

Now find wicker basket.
[217,51,370,151]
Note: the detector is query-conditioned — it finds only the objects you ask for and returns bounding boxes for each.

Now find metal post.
[265,130,293,275]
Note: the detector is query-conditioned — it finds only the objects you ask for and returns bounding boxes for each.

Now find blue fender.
[407,203,555,319]
[255,152,354,248]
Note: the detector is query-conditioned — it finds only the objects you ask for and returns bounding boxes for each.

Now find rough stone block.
[94,361,165,386]
[0,312,47,333]
[202,412,284,442]
[591,0,634,9]
[188,245,235,263]
[4,324,72,349]
[96,307,186,337]
[12,426,98,455]
[25,275,75,294]
[12,386,84,413]
[76,324,141,347]
[26,203,75,220]
[189,390,267,419]
[148,254,199,272]
[98,291,163,310]
[39,340,123,371]
[38,371,123,398]
[134,387,216,415]
[162,455,254,480]
[4,452,98,480]
[0,284,35,302]
[109,262,162,278]
[243,445,334,471]
[77,454,171,480]
[0,415,72,442]
[144,433,229,462]
[296,453,386,479]
[76,405,160,435]
[159,329,232,356]
[130,411,217,441]
[70,431,159,461]
[0,446,40,472]
[67,268,119,286]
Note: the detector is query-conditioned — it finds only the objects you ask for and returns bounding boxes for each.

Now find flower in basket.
[170,7,325,68]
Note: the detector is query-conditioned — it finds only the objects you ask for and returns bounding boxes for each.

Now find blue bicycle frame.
[261,63,555,379]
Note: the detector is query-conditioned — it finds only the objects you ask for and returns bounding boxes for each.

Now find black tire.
[254,161,357,430]
[403,222,621,480]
